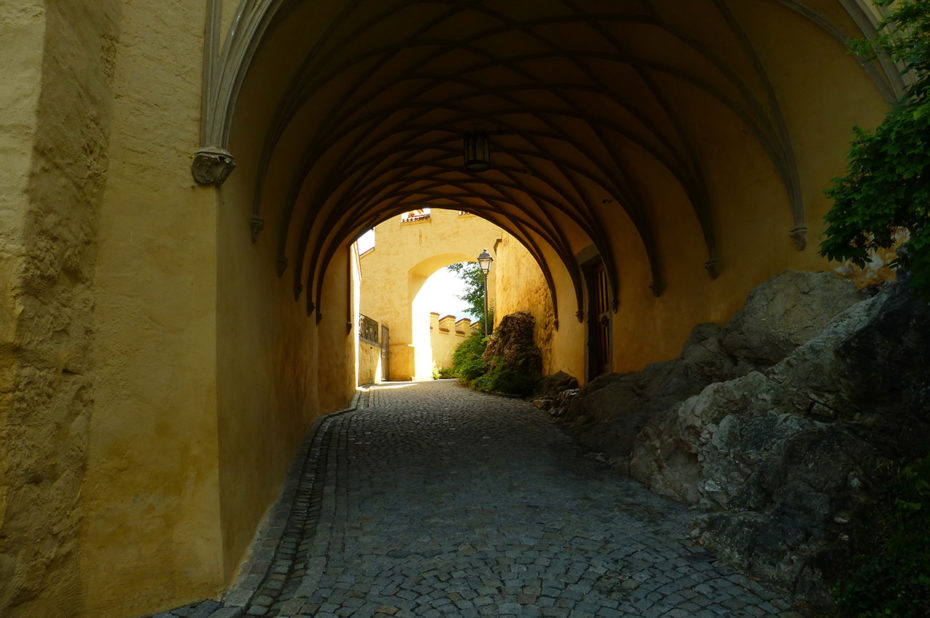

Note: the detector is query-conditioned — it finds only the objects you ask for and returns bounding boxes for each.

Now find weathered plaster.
[1,2,119,615]
[79,1,224,615]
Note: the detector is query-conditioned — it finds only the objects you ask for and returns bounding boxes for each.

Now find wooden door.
[587,260,611,379]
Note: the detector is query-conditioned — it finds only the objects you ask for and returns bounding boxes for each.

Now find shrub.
[833,452,930,617]
[820,0,930,298]
[450,331,487,383]
[472,357,540,396]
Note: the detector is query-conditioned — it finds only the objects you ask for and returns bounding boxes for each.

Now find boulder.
[553,271,930,604]
[629,282,930,601]
[531,371,579,410]
[551,271,862,470]
[534,371,578,398]
[719,270,861,367]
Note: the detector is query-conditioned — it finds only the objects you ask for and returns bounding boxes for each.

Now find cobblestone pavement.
[153,380,802,618]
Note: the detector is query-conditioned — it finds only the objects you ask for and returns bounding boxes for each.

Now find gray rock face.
[533,371,578,399]
[553,271,930,605]
[719,270,861,367]
[554,272,861,470]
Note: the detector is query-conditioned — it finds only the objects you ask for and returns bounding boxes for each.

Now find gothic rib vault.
[199,0,899,326]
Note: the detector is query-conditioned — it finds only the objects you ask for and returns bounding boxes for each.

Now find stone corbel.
[250,215,264,243]
[192,146,236,186]
[790,225,808,251]
[705,259,720,279]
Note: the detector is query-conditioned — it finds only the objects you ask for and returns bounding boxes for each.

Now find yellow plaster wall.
[0,2,121,615]
[588,6,891,375]
[358,341,382,385]
[79,1,225,615]
[0,15,45,603]
[214,10,359,591]
[429,314,472,372]
[493,233,557,377]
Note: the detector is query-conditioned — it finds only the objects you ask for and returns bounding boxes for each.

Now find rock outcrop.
[476,311,543,396]
[483,311,543,378]
[551,271,930,605]
[554,271,863,469]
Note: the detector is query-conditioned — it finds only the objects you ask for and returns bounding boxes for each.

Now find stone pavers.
[150,380,803,618]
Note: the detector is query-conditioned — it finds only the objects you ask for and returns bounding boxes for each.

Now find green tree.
[820,0,930,298]
[447,261,494,332]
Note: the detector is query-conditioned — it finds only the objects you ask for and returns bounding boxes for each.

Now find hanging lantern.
[463,132,490,172]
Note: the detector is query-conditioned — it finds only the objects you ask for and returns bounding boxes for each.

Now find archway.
[207,0,895,588]
[3,3,903,615]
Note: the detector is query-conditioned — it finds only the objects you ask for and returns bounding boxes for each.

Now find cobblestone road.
[157,380,801,618]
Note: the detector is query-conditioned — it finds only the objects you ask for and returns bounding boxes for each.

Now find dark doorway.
[584,259,611,381]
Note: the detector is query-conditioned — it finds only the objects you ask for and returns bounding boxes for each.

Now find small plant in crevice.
[832,452,930,618]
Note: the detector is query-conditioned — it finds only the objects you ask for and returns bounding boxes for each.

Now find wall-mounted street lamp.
[464,132,490,172]
[477,248,493,335]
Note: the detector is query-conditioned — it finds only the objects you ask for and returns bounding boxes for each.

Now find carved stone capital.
[790,225,808,251]
[192,146,236,186]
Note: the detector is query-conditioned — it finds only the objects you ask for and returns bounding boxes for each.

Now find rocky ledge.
[540,271,930,607]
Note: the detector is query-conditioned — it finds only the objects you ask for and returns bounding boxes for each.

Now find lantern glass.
[464,132,490,172]
[477,249,493,274]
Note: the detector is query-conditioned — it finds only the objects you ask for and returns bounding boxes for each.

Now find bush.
[833,453,930,617]
[472,357,540,396]
[450,331,487,383]
[434,366,455,379]
[820,0,930,298]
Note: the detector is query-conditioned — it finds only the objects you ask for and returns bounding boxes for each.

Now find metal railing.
[359,314,379,344]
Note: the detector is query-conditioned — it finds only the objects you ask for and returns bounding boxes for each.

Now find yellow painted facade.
[0,1,899,616]
[429,314,478,374]
[358,209,501,381]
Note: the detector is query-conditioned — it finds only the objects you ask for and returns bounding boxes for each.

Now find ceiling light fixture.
[464,132,490,172]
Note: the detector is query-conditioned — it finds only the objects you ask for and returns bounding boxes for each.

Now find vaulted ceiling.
[200,0,899,322]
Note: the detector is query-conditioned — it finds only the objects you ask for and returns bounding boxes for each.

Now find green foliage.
[473,356,540,397]
[833,453,930,617]
[447,262,494,332]
[450,330,488,383]
[820,0,930,298]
